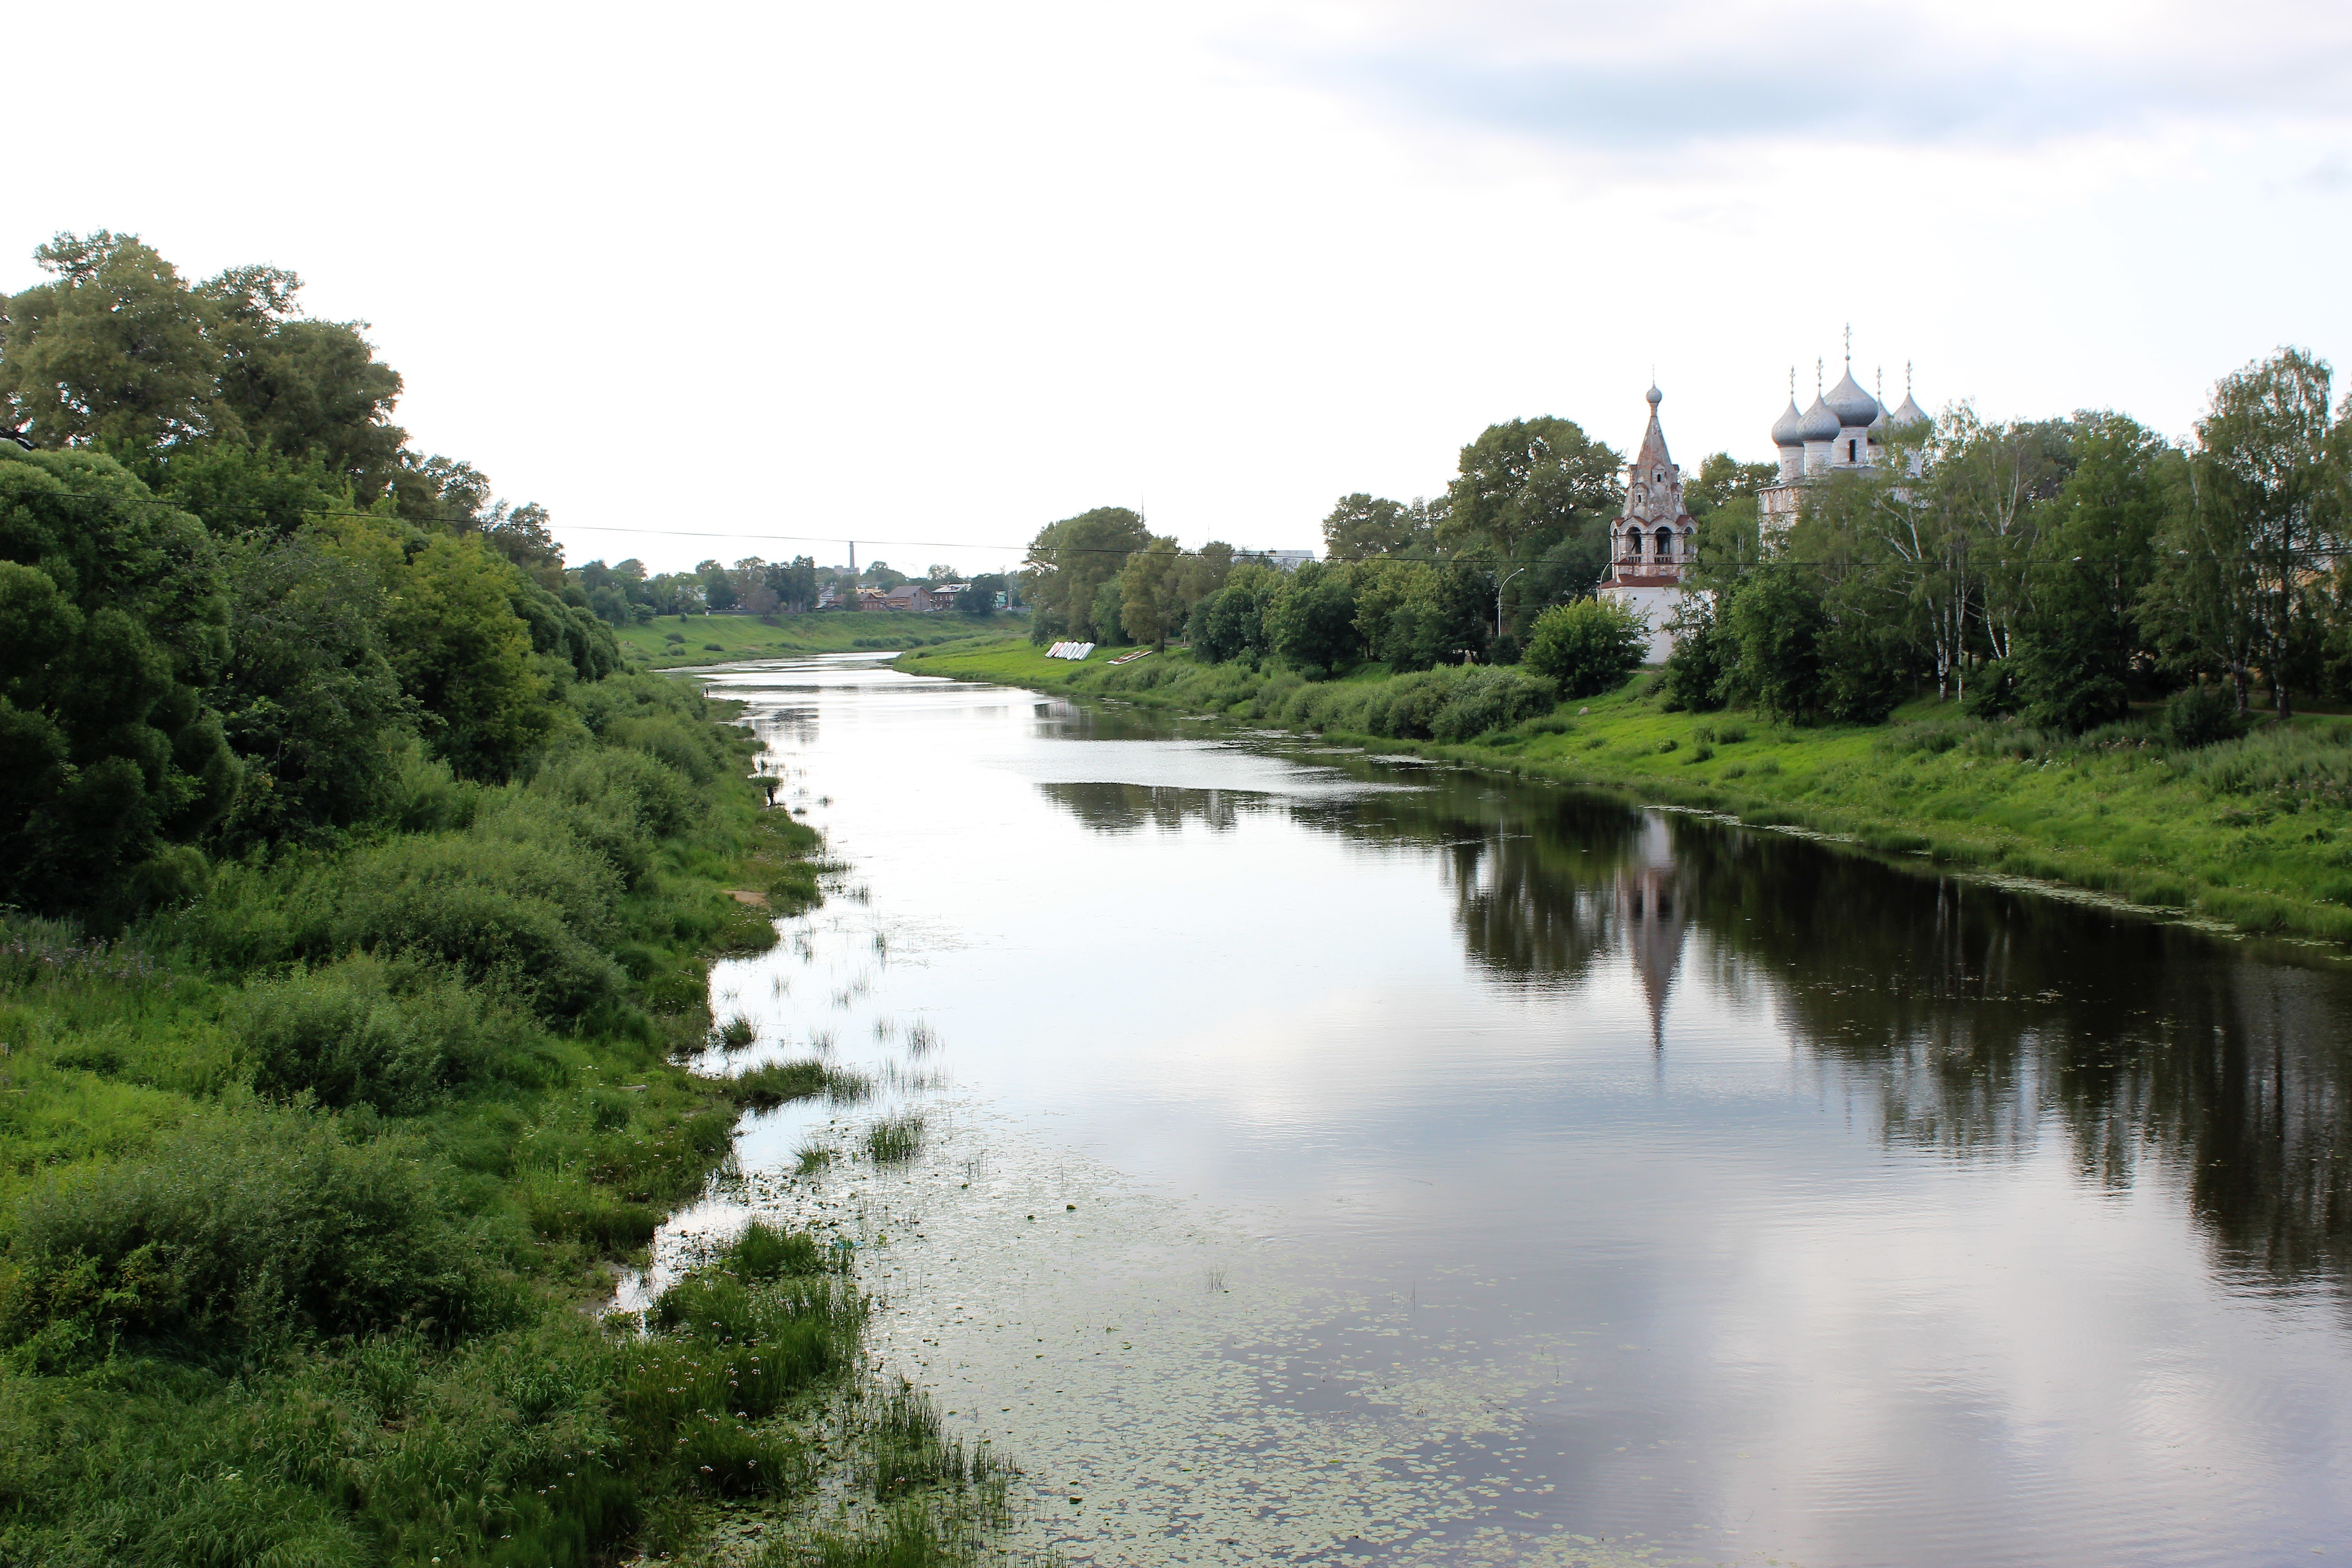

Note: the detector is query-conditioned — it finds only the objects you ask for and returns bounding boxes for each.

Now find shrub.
[1,1108,498,1360]
[304,831,625,1018]
[1524,599,1649,698]
[2167,684,2249,749]
[1360,665,1558,742]
[241,955,540,1113]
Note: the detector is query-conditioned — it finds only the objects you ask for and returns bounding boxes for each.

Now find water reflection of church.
[1617,817,1688,1049]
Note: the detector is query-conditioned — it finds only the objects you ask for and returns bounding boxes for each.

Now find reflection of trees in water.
[1033,782,1258,835]
[753,704,822,749]
[1672,838,2352,1292]
[1024,743,2352,1294]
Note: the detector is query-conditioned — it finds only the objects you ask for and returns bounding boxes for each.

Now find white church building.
[1596,384,1700,664]
[1597,354,1927,661]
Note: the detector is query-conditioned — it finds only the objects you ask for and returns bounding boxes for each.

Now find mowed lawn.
[614,610,1029,668]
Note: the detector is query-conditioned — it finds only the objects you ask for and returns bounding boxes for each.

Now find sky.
[8,0,2351,576]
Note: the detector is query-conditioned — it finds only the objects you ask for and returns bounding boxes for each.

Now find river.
[641,652,2352,1567]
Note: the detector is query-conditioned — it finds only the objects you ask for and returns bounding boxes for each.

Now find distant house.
[855,588,890,611]
[881,583,966,612]
[1237,549,1315,572]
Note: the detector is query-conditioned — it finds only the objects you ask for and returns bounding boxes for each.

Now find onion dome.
[1890,392,1929,428]
[1824,364,1881,428]
[1646,384,1663,407]
[1771,398,1807,449]
[1799,395,1841,443]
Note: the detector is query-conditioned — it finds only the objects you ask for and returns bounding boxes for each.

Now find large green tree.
[1322,494,1440,562]
[0,447,240,910]
[1024,506,1148,641]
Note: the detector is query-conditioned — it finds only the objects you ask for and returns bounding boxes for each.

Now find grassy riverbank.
[616,612,1030,669]
[0,672,1019,1567]
[901,637,2352,944]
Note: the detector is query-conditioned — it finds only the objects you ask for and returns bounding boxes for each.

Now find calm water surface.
[651,654,2352,1567]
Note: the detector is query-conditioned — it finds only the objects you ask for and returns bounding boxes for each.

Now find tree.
[0,232,218,449]
[381,534,556,779]
[1265,561,1360,675]
[2195,348,2336,719]
[1523,598,1647,697]
[764,555,818,613]
[0,446,240,913]
[1322,495,1438,562]
[1117,537,1184,650]
[697,558,739,613]
[1441,418,1622,569]
[1024,506,1148,640]
[1684,454,1777,519]
[1723,565,1827,721]
[1189,568,1279,664]
[2009,414,2171,731]
[200,264,407,495]
[961,572,1006,616]
[212,531,414,841]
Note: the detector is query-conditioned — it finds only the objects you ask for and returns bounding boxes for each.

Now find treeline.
[1025,349,2352,738]
[1672,348,2352,732]
[565,554,1013,626]
[0,231,652,917]
[1019,423,1759,668]
[0,232,1026,1563]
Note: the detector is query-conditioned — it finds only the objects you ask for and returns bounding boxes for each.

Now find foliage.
[1524,598,1648,698]
[1022,506,1148,641]
[0,448,239,913]
[2166,683,2250,748]
[1321,492,1440,562]
[1660,595,1730,712]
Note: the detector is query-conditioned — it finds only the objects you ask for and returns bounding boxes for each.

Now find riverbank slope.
[899,637,2352,944]
[617,610,1030,669]
[0,672,1013,1566]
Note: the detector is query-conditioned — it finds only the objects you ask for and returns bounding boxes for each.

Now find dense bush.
[2167,683,2250,749]
[241,955,546,1112]
[0,1107,501,1361]
[304,829,627,1017]
[1524,598,1648,698]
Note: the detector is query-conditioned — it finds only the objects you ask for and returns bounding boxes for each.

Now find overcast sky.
[9,0,2349,575]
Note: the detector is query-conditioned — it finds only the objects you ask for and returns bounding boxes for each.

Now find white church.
[1597,355,1926,662]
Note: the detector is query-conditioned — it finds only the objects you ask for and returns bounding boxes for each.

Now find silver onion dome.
[1890,392,1929,428]
[1799,395,1841,443]
[1824,365,1882,428]
[1771,398,1807,448]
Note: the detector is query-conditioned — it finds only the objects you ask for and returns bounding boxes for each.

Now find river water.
[648,653,2352,1568]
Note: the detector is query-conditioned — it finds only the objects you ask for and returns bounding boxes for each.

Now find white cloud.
[2,0,2348,572]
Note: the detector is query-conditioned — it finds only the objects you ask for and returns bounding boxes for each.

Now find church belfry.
[1596,384,1700,664]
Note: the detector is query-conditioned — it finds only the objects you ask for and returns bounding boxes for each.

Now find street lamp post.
[1494,566,1528,643]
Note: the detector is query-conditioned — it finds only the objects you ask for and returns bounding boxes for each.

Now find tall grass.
[0,669,936,1565]
[865,1113,926,1164]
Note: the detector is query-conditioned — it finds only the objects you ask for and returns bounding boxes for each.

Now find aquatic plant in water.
[866,1113,926,1165]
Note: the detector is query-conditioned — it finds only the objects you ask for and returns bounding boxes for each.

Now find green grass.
[613,611,1030,669]
[902,639,2352,944]
[0,672,1024,1567]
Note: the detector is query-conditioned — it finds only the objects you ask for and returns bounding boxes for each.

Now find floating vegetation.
[809,1029,837,1055]
[796,1142,839,1175]
[716,1014,758,1051]
[906,1019,940,1055]
[873,1015,899,1043]
[731,1060,872,1109]
[865,1113,926,1165]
